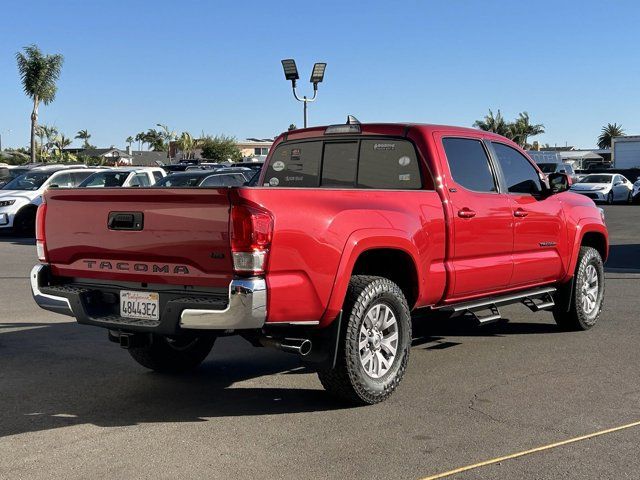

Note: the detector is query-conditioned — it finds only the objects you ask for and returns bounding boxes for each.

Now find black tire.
[128,334,216,373]
[606,191,614,205]
[317,275,411,405]
[553,246,604,331]
[13,207,36,236]
[627,191,633,204]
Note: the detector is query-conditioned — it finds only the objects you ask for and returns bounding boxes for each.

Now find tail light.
[230,204,273,275]
[35,202,47,262]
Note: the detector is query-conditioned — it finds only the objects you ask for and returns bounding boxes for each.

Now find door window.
[152,171,163,183]
[442,138,497,193]
[491,143,542,195]
[49,172,73,188]
[130,173,151,187]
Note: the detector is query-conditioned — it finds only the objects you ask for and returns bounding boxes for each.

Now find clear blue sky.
[1,0,639,150]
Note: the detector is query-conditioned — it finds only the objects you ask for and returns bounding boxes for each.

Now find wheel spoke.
[376,351,390,373]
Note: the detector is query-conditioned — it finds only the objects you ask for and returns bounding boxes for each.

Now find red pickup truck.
[31,120,608,404]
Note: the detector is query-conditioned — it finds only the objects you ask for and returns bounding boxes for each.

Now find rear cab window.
[263,137,429,190]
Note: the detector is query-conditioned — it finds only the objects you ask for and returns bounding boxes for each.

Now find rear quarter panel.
[237,188,446,325]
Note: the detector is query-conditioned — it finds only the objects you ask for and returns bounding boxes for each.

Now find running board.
[442,287,557,325]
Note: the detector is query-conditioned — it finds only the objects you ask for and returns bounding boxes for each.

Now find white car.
[631,177,640,203]
[0,166,99,234]
[570,173,633,204]
[78,167,166,188]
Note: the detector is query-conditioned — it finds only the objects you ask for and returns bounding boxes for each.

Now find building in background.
[612,136,640,169]
[169,138,273,163]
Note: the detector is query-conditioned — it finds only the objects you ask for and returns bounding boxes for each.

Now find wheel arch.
[320,229,423,325]
[564,220,608,281]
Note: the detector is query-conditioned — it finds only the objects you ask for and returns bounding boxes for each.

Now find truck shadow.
[411,315,561,347]
[0,321,350,438]
[605,244,640,273]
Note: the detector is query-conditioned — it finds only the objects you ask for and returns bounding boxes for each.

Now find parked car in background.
[0,166,32,189]
[154,171,247,187]
[570,173,633,204]
[538,162,578,182]
[0,165,98,234]
[632,177,640,203]
[78,167,166,188]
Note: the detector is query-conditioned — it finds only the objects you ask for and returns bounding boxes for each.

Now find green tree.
[144,128,165,151]
[473,109,510,137]
[15,45,64,162]
[176,131,196,160]
[288,124,297,131]
[126,136,134,150]
[135,132,145,151]
[75,129,91,148]
[54,133,72,160]
[508,112,545,148]
[597,123,625,149]
[199,135,242,162]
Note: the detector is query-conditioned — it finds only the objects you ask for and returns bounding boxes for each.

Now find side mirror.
[548,172,571,194]
[614,181,623,186]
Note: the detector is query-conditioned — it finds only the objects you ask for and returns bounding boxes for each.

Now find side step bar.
[441,287,557,325]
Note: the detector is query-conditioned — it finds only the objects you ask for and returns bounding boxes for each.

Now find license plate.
[120,290,159,321]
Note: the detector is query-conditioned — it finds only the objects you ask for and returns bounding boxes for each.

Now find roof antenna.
[346,115,360,125]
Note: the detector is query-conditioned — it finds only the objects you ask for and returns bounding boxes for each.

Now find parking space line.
[419,420,640,480]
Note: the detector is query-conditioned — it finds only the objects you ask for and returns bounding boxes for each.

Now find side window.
[153,171,163,183]
[71,171,92,185]
[442,138,497,193]
[50,172,73,188]
[321,142,358,187]
[201,175,222,187]
[492,143,542,195]
[358,139,422,189]
[130,173,150,187]
[265,141,322,187]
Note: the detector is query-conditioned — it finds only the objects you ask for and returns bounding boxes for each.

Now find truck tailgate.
[43,188,233,288]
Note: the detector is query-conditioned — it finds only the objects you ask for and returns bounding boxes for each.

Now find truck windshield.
[2,171,51,190]
[537,163,558,173]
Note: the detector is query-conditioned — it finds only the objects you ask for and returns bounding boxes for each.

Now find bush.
[199,135,242,163]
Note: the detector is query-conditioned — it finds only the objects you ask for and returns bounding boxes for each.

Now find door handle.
[458,208,476,219]
[514,209,528,218]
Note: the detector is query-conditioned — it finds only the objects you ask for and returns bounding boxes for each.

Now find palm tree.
[597,123,625,149]
[509,112,545,148]
[35,124,47,160]
[135,132,146,151]
[126,136,134,150]
[75,129,91,148]
[54,134,72,161]
[473,109,510,137]
[176,132,195,159]
[15,45,64,162]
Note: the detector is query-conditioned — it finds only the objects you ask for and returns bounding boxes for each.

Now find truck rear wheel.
[553,246,604,330]
[317,275,411,405]
[128,334,216,373]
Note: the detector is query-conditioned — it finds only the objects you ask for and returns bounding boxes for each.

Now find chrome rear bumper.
[180,278,267,330]
[31,264,267,330]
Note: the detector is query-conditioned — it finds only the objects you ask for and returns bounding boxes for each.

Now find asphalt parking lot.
[0,205,639,480]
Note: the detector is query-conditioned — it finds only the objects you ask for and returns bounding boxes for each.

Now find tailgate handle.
[108,212,144,231]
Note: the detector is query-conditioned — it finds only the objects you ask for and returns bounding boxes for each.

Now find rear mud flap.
[302,311,343,370]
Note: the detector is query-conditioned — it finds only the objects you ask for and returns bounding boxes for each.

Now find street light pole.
[281,59,326,129]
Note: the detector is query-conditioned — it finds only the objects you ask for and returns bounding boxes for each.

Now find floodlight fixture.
[281,59,299,82]
[310,63,327,86]
[281,58,328,128]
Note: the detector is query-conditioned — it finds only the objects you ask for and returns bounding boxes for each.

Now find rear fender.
[319,229,422,326]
